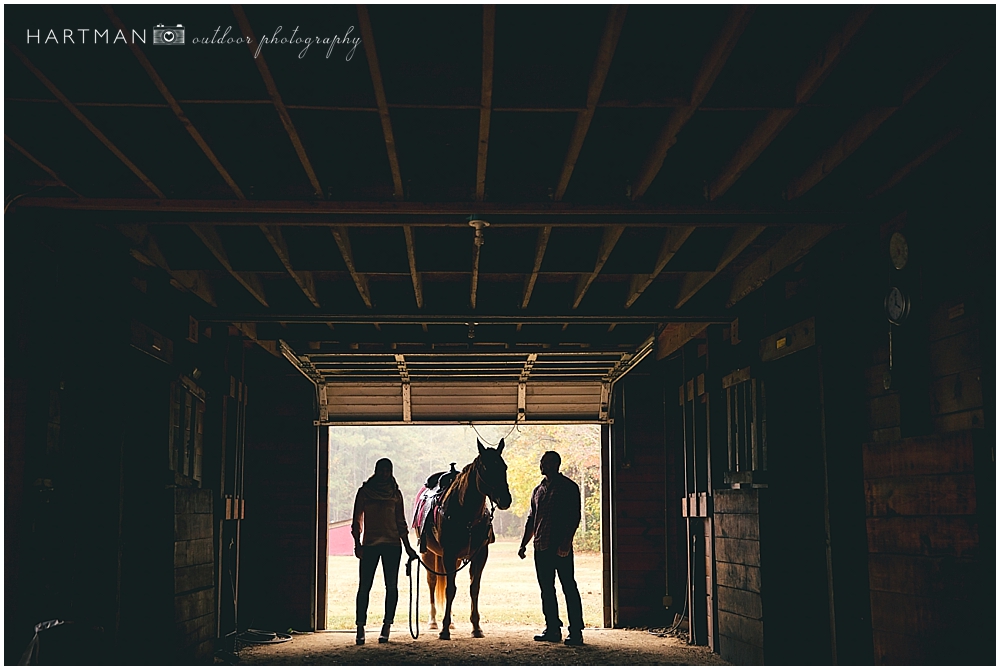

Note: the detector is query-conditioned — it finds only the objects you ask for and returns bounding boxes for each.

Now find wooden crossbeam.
[189,225,269,306]
[233,6,323,198]
[868,127,962,199]
[624,226,695,308]
[258,225,320,308]
[119,224,216,306]
[330,226,372,307]
[5,135,81,196]
[786,51,955,201]
[655,322,708,360]
[631,6,753,201]
[105,6,244,200]
[675,225,765,309]
[521,226,552,309]
[554,5,628,201]
[358,5,404,200]
[476,6,495,202]
[707,7,872,201]
[6,39,164,198]
[727,226,836,307]
[573,225,625,309]
[402,225,424,308]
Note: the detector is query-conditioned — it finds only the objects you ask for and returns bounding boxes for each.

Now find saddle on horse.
[412,463,459,553]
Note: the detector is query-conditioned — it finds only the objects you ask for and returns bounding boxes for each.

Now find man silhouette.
[518,450,585,646]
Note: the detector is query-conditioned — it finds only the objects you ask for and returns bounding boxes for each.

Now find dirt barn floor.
[235,625,729,666]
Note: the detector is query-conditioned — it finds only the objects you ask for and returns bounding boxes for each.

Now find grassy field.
[326,539,603,632]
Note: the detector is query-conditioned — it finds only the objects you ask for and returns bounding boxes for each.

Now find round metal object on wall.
[884,286,911,325]
[889,232,908,270]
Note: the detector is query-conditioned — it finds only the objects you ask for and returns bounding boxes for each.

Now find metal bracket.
[599,381,611,421]
[318,383,329,422]
[402,383,412,422]
[517,382,526,422]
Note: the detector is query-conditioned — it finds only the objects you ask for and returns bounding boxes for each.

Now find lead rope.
[405,499,497,639]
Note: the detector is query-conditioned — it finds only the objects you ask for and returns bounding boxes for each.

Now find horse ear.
[477,439,485,455]
[497,438,505,455]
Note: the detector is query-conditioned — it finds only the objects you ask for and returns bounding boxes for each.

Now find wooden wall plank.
[715,537,760,566]
[713,489,758,514]
[929,369,982,416]
[867,554,977,599]
[928,329,980,379]
[174,538,214,568]
[862,431,975,478]
[715,513,760,540]
[174,513,212,541]
[175,564,214,594]
[867,394,900,430]
[174,612,214,644]
[927,301,978,342]
[932,409,984,433]
[717,584,763,619]
[715,562,761,592]
[865,516,980,558]
[869,590,973,636]
[718,609,764,646]
[865,474,977,517]
[719,633,764,665]
[174,587,215,623]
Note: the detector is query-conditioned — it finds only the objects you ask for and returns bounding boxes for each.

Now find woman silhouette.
[351,458,418,644]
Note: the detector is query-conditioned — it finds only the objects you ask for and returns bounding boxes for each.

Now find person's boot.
[356,625,365,645]
[378,624,391,643]
[534,629,561,642]
[564,632,584,646]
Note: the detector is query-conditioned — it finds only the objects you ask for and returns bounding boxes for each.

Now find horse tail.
[433,554,447,603]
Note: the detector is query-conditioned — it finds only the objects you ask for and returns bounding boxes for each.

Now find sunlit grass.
[326,539,603,632]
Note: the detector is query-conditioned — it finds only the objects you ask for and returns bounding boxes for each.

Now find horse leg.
[424,552,438,629]
[469,544,489,638]
[439,552,458,640]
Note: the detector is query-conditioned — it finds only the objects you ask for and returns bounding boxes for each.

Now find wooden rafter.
[675,225,765,309]
[707,7,873,201]
[728,226,836,306]
[573,225,625,309]
[5,135,81,196]
[233,5,323,198]
[476,6,495,202]
[631,6,753,201]
[258,225,320,308]
[331,226,372,307]
[358,5,404,200]
[119,224,216,306]
[521,226,552,309]
[554,5,628,201]
[624,226,695,308]
[189,225,269,306]
[105,6,244,200]
[402,225,424,308]
[786,51,955,200]
[868,127,962,199]
[6,40,164,198]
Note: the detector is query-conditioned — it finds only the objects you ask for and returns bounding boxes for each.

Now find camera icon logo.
[153,24,185,45]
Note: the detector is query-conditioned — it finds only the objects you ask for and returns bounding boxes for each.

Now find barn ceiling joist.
[6,4,988,358]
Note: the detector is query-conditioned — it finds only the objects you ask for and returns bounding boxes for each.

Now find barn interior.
[4,3,994,666]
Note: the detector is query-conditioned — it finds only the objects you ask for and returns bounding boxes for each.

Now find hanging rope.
[470,422,520,447]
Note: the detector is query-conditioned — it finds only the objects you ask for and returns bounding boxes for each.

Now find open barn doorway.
[325,424,604,635]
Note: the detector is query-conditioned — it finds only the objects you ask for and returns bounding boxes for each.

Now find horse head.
[476,438,512,510]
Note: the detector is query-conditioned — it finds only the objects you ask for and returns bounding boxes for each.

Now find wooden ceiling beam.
[358,5,404,200]
[330,226,373,307]
[190,225,269,306]
[119,224,216,306]
[233,5,323,198]
[785,51,955,201]
[258,225,320,308]
[624,226,695,308]
[554,5,628,201]
[476,6,495,202]
[727,226,837,306]
[5,135,81,197]
[521,226,552,309]
[6,40,164,198]
[402,225,423,308]
[868,126,962,199]
[631,6,753,201]
[105,6,245,200]
[674,225,765,309]
[707,7,873,201]
[572,225,625,309]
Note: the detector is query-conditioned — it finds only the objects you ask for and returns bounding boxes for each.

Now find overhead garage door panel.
[327,383,402,420]
[527,382,602,419]
[411,382,518,421]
